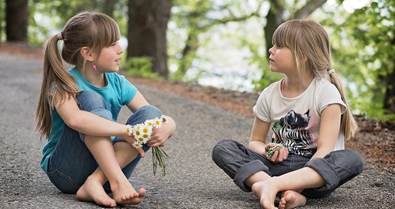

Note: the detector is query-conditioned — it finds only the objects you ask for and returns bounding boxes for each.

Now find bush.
[121,57,160,79]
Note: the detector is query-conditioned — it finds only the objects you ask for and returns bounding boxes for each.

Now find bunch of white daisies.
[127,116,168,176]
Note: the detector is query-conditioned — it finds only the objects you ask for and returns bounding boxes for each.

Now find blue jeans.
[46,91,162,194]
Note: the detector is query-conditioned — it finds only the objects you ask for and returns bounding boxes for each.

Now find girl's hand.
[123,135,145,157]
[147,127,171,147]
[134,147,145,158]
[265,143,289,163]
[122,125,145,158]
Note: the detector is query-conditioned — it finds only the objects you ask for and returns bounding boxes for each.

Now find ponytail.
[35,34,79,138]
[328,70,358,140]
[36,12,121,139]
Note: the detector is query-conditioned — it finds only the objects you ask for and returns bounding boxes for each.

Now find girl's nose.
[268,47,274,55]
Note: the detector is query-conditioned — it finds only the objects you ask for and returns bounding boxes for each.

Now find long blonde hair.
[272,19,358,139]
[36,11,120,138]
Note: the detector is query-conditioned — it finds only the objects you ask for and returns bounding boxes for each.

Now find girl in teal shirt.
[36,12,176,207]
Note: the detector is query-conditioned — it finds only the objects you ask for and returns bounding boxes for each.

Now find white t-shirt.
[253,77,346,157]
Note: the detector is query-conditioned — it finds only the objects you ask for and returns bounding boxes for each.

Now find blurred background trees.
[0,0,393,121]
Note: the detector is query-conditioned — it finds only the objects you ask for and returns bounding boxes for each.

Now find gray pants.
[212,139,364,198]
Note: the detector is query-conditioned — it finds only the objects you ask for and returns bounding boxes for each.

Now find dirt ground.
[1,42,393,174]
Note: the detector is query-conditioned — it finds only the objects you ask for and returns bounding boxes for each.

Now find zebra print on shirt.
[271,110,316,157]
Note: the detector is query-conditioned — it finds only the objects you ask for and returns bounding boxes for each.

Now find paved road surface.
[0,53,394,208]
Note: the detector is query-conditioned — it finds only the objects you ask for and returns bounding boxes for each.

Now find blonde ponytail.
[35,34,78,138]
[328,70,358,139]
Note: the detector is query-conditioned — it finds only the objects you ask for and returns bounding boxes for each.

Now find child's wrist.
[125,124,133,137]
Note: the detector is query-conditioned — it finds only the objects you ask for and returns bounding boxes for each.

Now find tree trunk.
[102,0,115,17]
[383,68,395,113]
[0,0,3,41]
[264,1,284,60]
[174,29,199,80]
[127,0,171,78]
[5,0,28,42]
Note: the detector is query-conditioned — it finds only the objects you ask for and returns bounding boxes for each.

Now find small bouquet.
[127,116,168,176]
[265,143,285,159]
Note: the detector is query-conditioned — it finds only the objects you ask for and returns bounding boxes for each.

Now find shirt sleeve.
[118,74,137,105]
[253,87,272,122]
[318,82,347,115]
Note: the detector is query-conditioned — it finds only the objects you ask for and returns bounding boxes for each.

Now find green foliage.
[28,2,51,46]
[27,0,128,46]
[325,0,395,121]
[121,57,160,79]
[4,0,393,122]
[112,0,128,36]
[170,0,263,81]
[253,69,282,90]
[237,36,282,90]
[27,0,95,46]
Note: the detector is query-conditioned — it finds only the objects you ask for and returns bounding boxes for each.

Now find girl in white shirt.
[212,19,363,209]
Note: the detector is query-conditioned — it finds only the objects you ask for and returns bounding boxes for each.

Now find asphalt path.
[0,52,394,208]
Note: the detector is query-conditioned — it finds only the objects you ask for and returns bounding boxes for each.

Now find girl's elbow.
[67,116,83,130]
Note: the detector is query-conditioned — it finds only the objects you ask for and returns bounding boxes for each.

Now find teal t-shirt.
[40,68,137,172]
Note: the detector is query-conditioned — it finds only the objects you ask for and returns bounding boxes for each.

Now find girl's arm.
[127,91,150,112]
[311,104,342,159]
[55,95,130,139]
[127,90,176,147]
[249,117,288,162]
[248,117,271,155]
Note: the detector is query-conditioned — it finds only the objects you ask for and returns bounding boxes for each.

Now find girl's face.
[96,40,123,72]
[268,45,297,74]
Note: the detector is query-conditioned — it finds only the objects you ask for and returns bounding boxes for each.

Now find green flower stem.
[152,147,168,176]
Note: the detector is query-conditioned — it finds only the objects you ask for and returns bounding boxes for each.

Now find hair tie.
[328,68,335,75]
[56,32,64,40]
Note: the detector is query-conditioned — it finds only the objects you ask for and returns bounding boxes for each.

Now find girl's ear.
[299,52,308,63]
[302,56,308,63]
[296,54,308,66]
[80,47,95,62]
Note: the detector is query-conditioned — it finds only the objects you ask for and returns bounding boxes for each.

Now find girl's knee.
[345,150,364,174]
[136,105,162,118]
[76,91,112,120]
[325,149,364,176]
[127,105,162,125]
[77,91,106,111]
[212,139,237,162]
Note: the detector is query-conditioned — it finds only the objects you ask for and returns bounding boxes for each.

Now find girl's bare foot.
[252,180,279,209]
[279,190,306,209]
[76,177,117,207]
[120,187,145,205]
[111,179,145,205]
